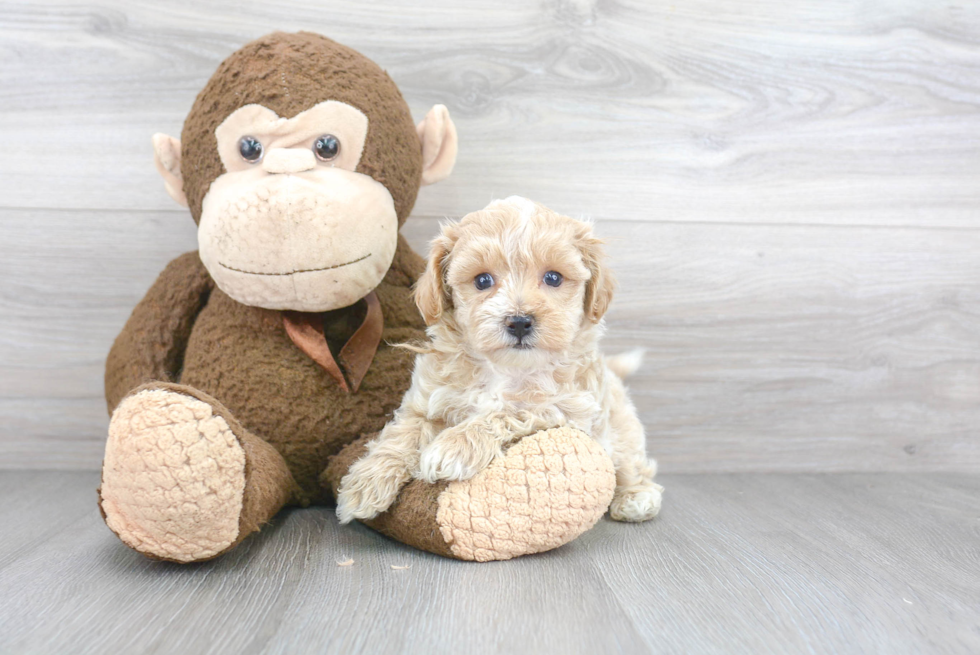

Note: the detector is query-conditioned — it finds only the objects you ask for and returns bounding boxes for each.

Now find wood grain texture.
[4,211,980,471]
[0,471,977,654]
[2,0,979,225]
[1,0,980,471]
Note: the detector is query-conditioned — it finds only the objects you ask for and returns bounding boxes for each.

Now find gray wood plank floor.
[1,471,977,655]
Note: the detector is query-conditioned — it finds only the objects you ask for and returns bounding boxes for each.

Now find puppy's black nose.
[505,315,534,339]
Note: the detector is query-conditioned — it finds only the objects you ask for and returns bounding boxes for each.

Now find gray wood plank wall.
[2,0,979,471]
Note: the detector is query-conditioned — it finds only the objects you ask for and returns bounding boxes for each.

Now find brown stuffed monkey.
[98,32,615,563]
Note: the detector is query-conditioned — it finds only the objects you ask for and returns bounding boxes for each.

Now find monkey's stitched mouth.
[218,253,371,276]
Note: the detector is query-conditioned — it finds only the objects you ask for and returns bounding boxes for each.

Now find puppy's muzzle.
[505,314,535,346]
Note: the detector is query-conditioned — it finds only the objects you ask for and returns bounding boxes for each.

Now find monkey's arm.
[105,251,214,414]
[324,426,617,562]
[335,407,439,523]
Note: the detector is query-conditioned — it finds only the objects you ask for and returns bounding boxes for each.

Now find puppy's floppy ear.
[578,231,616,323]
[414,224,458,326]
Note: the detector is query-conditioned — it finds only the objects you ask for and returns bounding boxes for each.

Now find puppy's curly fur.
[336,197,663,524]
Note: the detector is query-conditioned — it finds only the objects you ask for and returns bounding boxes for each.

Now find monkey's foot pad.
[435,427,616,562]
[99,389,246,562]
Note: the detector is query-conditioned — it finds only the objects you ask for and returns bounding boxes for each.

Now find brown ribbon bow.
[282,291,383,393]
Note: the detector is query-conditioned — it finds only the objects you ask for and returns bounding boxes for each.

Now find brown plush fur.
[322,434,455,558]
[104,251,214,409]
[180,32,423,226]
[178,242,425,502]
[105,237,427,505]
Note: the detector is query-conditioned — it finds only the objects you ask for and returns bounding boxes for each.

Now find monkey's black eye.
[544,271,563,287]
[314,134,340,161]
[238,136,263,163]
[474,273,494,291]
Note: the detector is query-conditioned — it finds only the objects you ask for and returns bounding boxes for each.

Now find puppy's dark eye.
[239,136,263,163]
[474,273,494,291]
[314,134,340,161]
[543,271,563,287]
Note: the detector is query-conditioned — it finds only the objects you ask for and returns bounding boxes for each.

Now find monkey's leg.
[322,427,617,562]
[98,382,299,563]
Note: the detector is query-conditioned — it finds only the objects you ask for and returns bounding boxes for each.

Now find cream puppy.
[336,197,663,524]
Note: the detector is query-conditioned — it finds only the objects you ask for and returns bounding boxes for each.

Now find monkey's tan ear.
[152,133,189,207]
[579,234,616,323]
[416,105,457,186]
[414,226,457,326]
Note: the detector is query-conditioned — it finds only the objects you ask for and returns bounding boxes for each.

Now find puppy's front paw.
[335,457,408,524]
[417,429,495,483]
[609,483,664,522]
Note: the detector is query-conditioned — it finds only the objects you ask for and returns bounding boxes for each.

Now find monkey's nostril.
[505,315,534,339]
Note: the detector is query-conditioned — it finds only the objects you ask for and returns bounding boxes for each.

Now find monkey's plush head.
[152,32,457,312]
